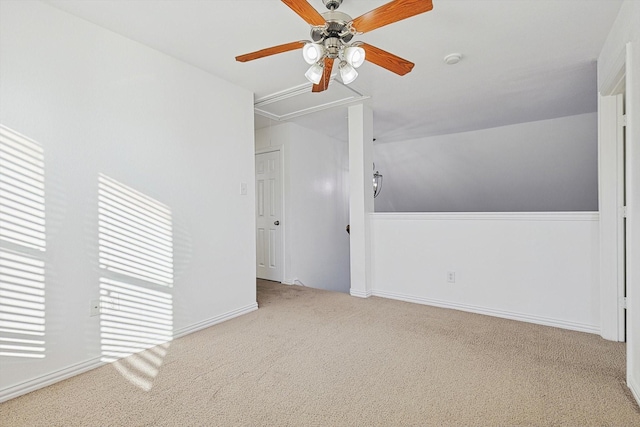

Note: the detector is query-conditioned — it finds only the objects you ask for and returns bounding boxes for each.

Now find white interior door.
[620,91,628,341]
[255,151,282,282]
[600,91,627,342]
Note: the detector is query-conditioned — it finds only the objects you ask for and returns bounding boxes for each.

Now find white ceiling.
[44,0,622,143]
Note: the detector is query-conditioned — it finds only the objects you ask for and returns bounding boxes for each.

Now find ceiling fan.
[236,0,434,93]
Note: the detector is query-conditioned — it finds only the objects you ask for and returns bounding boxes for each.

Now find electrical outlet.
[240,182,248,195]
[447,271,456,283]
[90,299,100,317]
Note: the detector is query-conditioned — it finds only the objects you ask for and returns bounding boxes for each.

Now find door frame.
[599,41,640,407]
[255,146,285,283]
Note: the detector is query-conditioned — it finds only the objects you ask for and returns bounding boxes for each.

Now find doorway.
[255,150,283,282]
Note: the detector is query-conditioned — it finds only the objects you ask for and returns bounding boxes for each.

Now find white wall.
[0,1,256,400]
[597,0,640,406]
[374,113,598,212]
[256,122,350,293]
[371,213,600,333]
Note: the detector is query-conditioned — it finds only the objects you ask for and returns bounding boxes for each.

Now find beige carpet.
[2,280,639,426]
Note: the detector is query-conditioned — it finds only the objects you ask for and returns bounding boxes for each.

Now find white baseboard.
[630,375,640,408]
[0,356,104,403]
[173,302,258,339]
[372,289,600,334]
[0,302,258,403]
[350,288,372,298]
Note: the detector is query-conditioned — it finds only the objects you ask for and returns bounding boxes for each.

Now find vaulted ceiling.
[45,0,622,143]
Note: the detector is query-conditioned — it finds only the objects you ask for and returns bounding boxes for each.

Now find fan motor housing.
[324,37,341,58]
[311,10,354,44]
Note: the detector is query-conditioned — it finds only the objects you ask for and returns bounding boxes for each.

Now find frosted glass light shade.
[305,63,324,84]
[302,43,325,65]
[344,46,365,68]
[339,61,358,84]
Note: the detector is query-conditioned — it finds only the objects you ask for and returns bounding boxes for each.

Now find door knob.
[274,221,280,226]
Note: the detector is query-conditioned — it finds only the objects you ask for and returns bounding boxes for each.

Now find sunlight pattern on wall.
[98,174,173,390]
[0,125,46,358]
[98,175,173,287]
[99,277,173,362]
[0,251,45,358]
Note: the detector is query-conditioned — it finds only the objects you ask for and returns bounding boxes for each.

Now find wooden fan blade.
[352,0,433,34]
[236,41,305,62]
[281,0,326,26]
[312,58,334,92]
[361,43,414,75]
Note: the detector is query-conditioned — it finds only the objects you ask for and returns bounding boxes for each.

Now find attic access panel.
[254,78,369,121]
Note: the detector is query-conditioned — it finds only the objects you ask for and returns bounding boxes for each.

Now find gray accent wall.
[374,113,598,212]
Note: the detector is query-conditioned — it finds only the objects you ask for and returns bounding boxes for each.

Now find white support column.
[348,103,374,297]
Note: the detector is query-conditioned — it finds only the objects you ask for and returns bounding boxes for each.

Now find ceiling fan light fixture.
[339,61,358,84]
[343,46,365,68]
[237,0,433,93]
[302,42,325,65]
[305,62,324,84]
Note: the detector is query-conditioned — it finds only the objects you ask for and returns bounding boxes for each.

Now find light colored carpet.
[1,279,639,426]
